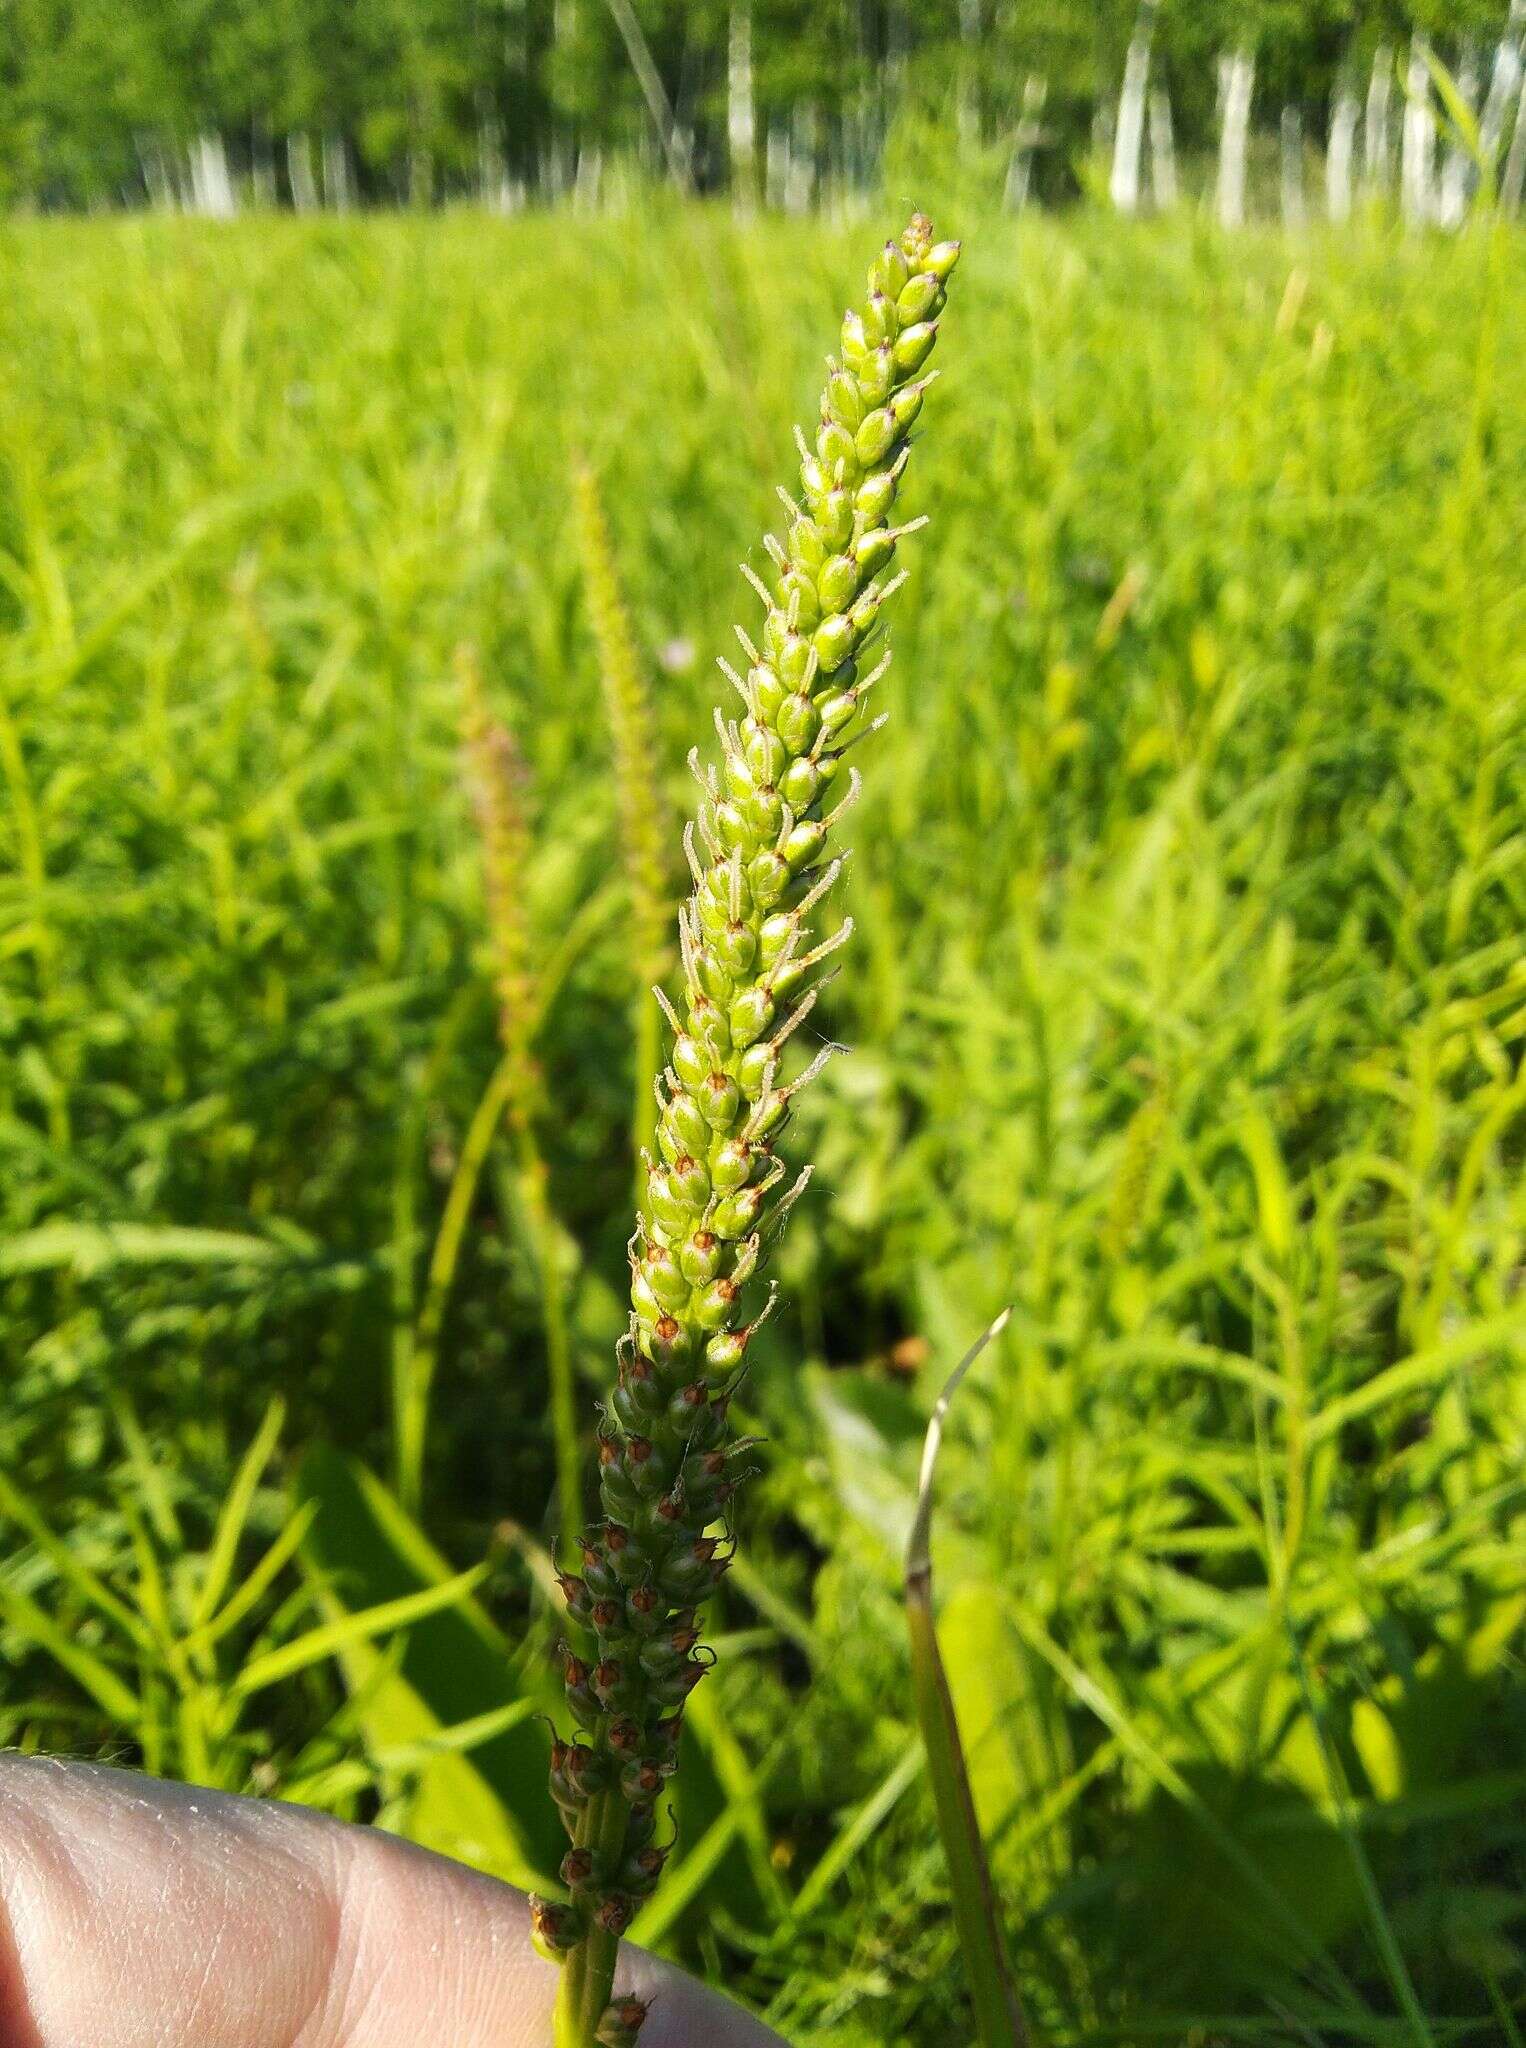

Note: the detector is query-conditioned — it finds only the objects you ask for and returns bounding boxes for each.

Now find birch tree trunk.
[1110,1,1156,214]
[1400,37,1436,227]
[1149,88,1178,208]
[1437,43,1480,227]
[1004,75,1047,212]
[1327,82,1358,222]
[188,133,237,217]
[320,133,353,210]
[1502,74,1526,212]
[1280,106,1305,227]
[1216,49,1255,229]
[287,132,319,213]
[1364,44,1392,195]
[727,6,757,209]
[1479,0,1526,180]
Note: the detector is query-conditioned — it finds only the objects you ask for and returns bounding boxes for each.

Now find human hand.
[0,1756,786,2046]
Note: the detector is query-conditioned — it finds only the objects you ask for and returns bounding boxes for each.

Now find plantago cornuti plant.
[534,213,962,2048]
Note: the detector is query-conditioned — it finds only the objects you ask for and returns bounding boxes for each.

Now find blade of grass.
[905,1307,1030,2048]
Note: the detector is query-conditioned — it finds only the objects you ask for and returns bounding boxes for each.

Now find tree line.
[1,1,1521,214]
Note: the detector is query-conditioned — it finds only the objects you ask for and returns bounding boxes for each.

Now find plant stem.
[515,1126,580,1562]
[553,1791,625,2046]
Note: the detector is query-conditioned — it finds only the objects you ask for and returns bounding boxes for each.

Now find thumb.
[0,1755,785,2048]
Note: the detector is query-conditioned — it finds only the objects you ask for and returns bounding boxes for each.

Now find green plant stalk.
[905,1311,1029,2048]
[534,213,963,2048]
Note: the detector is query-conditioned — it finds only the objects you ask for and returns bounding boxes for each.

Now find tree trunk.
[287,132,319,213]
[1004,74,1047,212]
[1110,1,1156,214]
[728,5,756,209]
[1149,88,1178,209]
[1437,42,1480,226]
[958,0,981,150]
[1502,73,1526,212]
[1327,82,1358,222]
[321,133,353,210]
[1364,43,1392,195]
[1400,37,1435,227]
[188,132,237,217]
[1216,49,1255,229]
[1280,105,1305,227]
[1479,1,1526,183]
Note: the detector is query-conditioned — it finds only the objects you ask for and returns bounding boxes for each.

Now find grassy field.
[1,204,1524,2044]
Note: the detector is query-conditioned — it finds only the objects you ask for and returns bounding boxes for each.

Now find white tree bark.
[1479,0,1526,179]
[1401,37,1436,227]
[1503,73,1526,212]
[1281,105,1305,227]
[287,132,319,213]
[1216,49,1255,229]
[1364,43,1392,194]
[320,133,353,210]
[1004,74,1047,212]
[1437,41,1480,227]
[136,134,178,211]
[1110,1,1157,214]
[1149,88,1178,208]
[727,6,756,208]
[1327,82,1358,222]
[188,132,237,217]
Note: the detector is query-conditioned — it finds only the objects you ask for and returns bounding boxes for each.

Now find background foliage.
[1,199,1524,2043]
[2,0,1521,210]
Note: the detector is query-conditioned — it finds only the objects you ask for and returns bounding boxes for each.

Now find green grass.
[0,203,1523,2045]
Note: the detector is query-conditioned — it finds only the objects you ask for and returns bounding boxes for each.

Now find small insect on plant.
[529,214,963,2047]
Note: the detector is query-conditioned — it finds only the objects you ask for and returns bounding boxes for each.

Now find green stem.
[515,1127,580,1563]
[399,1052,518,1516]
[554,1790,626,2046]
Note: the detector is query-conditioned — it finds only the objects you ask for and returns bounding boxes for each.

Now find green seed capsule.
[713,800,748,851]
[729,984,774,1048]
[826,369,864,430]
[778,570,821,631]
[855,469,898,524]
[704,1328,748,1373]
[817,553,859,612]
[926,238,962,280]
[816,489,854,550]
[776,690,820,752]
[789,517,826,572]
[735,1043,774,1099]
[855,408,897,465]
[678,1232,723,1286]
[896,271,944,324]
[857,343,894,406]
[758,911,795,963]
[690,994,730,1053]
[670,1153,709,1205]
[855,528,896,577]
[744,720,787,784]
[699,1070,741,1127]
[747,849,791,906]
[893,320,938,374]
[816,419,856,475]
[693,1277,740,1330]
[840,308,870,365]
[750,663,785,721]
[862,291,894,346]
[745,785,784,837]
[871,238,911,300]
[813,613,857,674]
[665,1090,710,1158]
[672,1034,708,1090]
[816,686,858,734]
[776,632,813,690]
[715,919,758,976]
[644,1245,689,1312]
[891,379,926,433]
[780,756,821,809]
[709,1136,753,1192]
